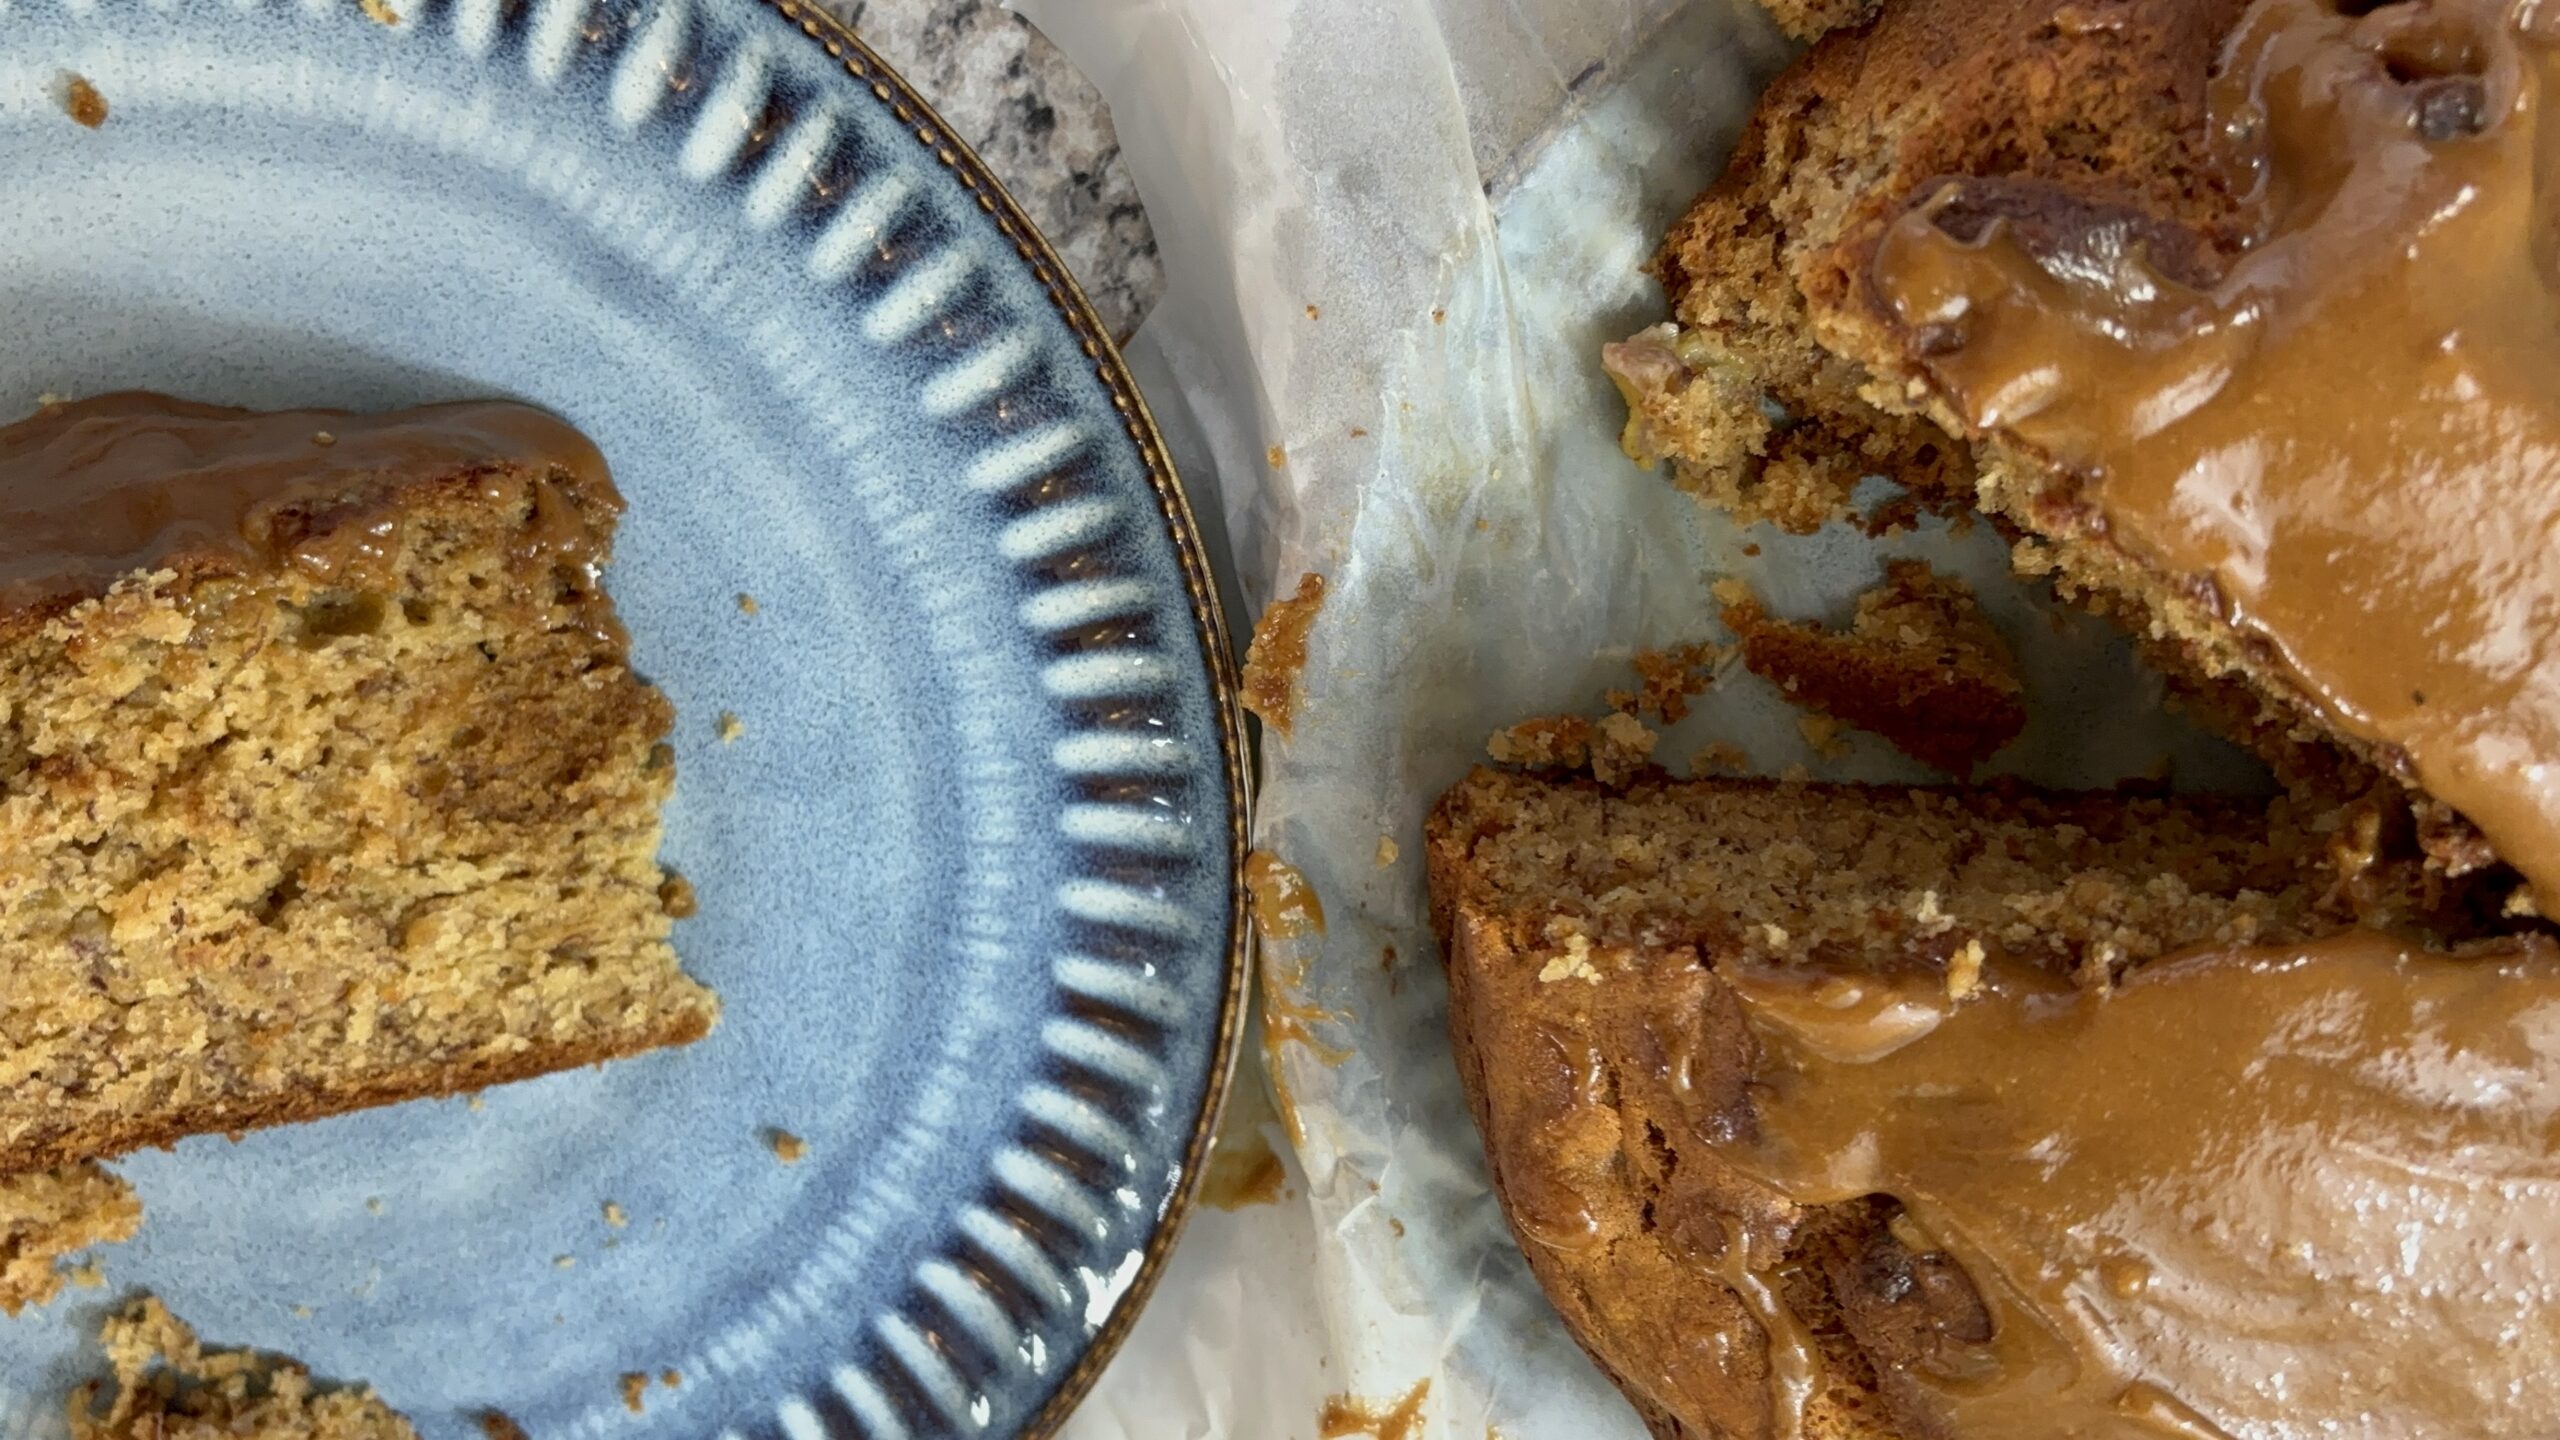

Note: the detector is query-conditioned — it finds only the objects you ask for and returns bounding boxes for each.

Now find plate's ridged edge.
[6,0,1246,1423]
[753,5,1252,1436]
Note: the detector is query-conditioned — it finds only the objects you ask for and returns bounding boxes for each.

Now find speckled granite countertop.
[815,0,1164,341]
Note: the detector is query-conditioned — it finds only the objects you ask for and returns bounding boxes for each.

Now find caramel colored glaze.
[1199,1135,1287,1211]
[1714,1218,1820,1440]
[1251,851,1346,1146]
[1317,1380,1430,1440]
[0,391,619,612]
[1873,0,2560,898]
[1201,1063,1292,1211]
[1241,572,1326,737]
[1718,930,2560,1438]
[1245,850,1327,940]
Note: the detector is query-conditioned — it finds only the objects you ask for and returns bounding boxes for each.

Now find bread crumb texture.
[1430,767,2497,975]
[0,1162,140,1315]
[1624,642,1720,724]
[0,473,717,1171]
[1755,0,1879,39]
[71,1297,416,1440]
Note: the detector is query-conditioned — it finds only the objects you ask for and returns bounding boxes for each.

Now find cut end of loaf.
[1621,0,2540,896]
[1426,763,2526,1440]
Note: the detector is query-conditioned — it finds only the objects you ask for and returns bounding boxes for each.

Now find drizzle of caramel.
[1318,1379,1431,1440]
[1199,1132,1288,1211]
[1245,850,1327,941]
[0,392,619,619]
[1247,849,1349,1149]
[1874,0,2560,897]
[1717,930,2560,1438]
[1241,572,1326,736]
[1200,1068,1291,1211]
[1713,1220,1819,1440]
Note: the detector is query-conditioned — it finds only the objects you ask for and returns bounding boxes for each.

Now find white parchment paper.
[1027,2,2262,1434]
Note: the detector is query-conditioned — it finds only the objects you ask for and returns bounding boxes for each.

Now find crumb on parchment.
[59,73,108,128]
[1589,712,1658,788]
[1487,715,1592,770]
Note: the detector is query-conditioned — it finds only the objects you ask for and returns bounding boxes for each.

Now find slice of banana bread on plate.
[0,393,715,1172]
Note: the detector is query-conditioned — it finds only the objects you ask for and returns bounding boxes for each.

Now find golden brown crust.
[5,1009,710,1174]
[1421,904,1858,1440]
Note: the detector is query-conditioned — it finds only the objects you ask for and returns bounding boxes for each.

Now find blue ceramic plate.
[0,2,1245,1435]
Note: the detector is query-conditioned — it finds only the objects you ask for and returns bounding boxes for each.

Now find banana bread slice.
[0,393,715,1173]
[1425,765,2529,1439]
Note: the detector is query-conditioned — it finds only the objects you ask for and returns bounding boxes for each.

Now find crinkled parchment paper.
[1027,2,2261,1435]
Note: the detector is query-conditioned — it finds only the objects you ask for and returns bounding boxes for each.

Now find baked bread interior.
[0,393,715,1174]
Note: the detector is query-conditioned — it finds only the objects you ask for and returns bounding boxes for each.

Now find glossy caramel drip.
[1872,0,2560,898]
[1719,931,2560,1437]
[0,392,618,609]
[1245,850,1328,940]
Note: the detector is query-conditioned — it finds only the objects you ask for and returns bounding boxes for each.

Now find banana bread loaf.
[1616,0,2560,911]
[1429,765,2550,1438]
